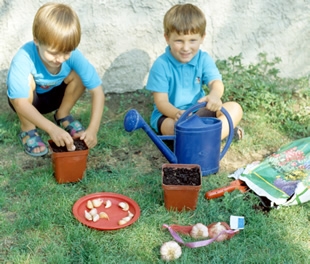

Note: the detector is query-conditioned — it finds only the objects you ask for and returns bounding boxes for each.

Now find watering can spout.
[124,109,177,163]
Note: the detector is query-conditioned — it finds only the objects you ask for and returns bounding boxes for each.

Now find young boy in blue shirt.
[146,3,243,139]
[7,3,105,157]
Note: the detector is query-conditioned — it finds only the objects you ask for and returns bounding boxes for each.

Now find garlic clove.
[89,208,98,217]
[105,200,112,208]
[99,211,109,220]
[84,210,92,221]
[118,202,129,211]
[190,223,209,239]
[92,198,104,208]
[128,210,134,218]
[86,200,93,209]
[121,216,132,222]
[117,210,134,225]
[92,213,100,222]
[160,241,182,261]
[118,219,128,225]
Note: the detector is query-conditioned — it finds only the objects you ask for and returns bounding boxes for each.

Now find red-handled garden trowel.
[205,179,248,200]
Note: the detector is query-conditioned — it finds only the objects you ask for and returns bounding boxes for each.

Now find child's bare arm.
[198,80,224,111]
[80,85,105,148]
[153,92,183,121]
[87,86,105,134]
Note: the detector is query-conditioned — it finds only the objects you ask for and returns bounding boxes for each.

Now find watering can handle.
[176,102,234,160]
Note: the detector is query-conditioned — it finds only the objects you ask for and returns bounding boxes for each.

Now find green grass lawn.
[1,54,310,263]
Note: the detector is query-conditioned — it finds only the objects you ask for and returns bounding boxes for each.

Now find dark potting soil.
[163,167,201,186]
[49,139,88,152]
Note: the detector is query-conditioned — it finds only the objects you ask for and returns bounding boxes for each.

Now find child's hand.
[50,126,76,151]
[174,110,185,121]
[79,128,97,149]
[198,94,222,112]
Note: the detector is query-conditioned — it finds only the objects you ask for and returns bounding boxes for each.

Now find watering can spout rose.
[123,102,234,176]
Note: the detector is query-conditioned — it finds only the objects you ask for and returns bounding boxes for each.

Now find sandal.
[54,113,84,137]
[234,126,244,140]
[18,129,48,157]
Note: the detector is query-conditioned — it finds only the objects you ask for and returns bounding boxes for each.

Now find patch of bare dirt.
[87,143,167,173]
[0,144,50,171]
[220,148,271,173]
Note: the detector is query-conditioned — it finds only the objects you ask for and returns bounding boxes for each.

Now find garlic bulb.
[208,222,228,241]
[160,241,182,261]
[190,223,209,238]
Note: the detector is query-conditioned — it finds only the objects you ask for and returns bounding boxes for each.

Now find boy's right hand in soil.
[49,125,76,151]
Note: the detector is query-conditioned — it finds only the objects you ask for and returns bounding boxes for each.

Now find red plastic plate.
[72,192,140,230]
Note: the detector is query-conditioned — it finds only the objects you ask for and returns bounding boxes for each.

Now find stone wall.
[1,0,309,94]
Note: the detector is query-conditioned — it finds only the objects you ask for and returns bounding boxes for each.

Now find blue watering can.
[123,102,234,176]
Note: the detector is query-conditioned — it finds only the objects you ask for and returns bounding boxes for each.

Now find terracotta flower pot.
[162,164,202,211]
[48,139,89,184]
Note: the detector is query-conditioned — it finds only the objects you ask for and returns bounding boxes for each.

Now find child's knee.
[224,102,243,116]
[232,102,243,116]
[161,118,175,135]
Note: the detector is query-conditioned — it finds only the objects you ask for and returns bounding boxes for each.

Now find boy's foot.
[18,129,48,157]
[234,126,244,140]
[54,113,84,138]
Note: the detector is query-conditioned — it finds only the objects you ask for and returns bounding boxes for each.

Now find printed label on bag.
[230,215,245,229]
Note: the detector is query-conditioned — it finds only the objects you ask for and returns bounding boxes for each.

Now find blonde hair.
[164,4,206,37]
[32,3,81,52]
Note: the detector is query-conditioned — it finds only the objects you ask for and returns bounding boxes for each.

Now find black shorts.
[157,115,167,135]
[157,108,216,135]
[8,82,67,114]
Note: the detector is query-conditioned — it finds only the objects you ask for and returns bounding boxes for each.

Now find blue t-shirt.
[7,41,102,99]
[146,46,222,132]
